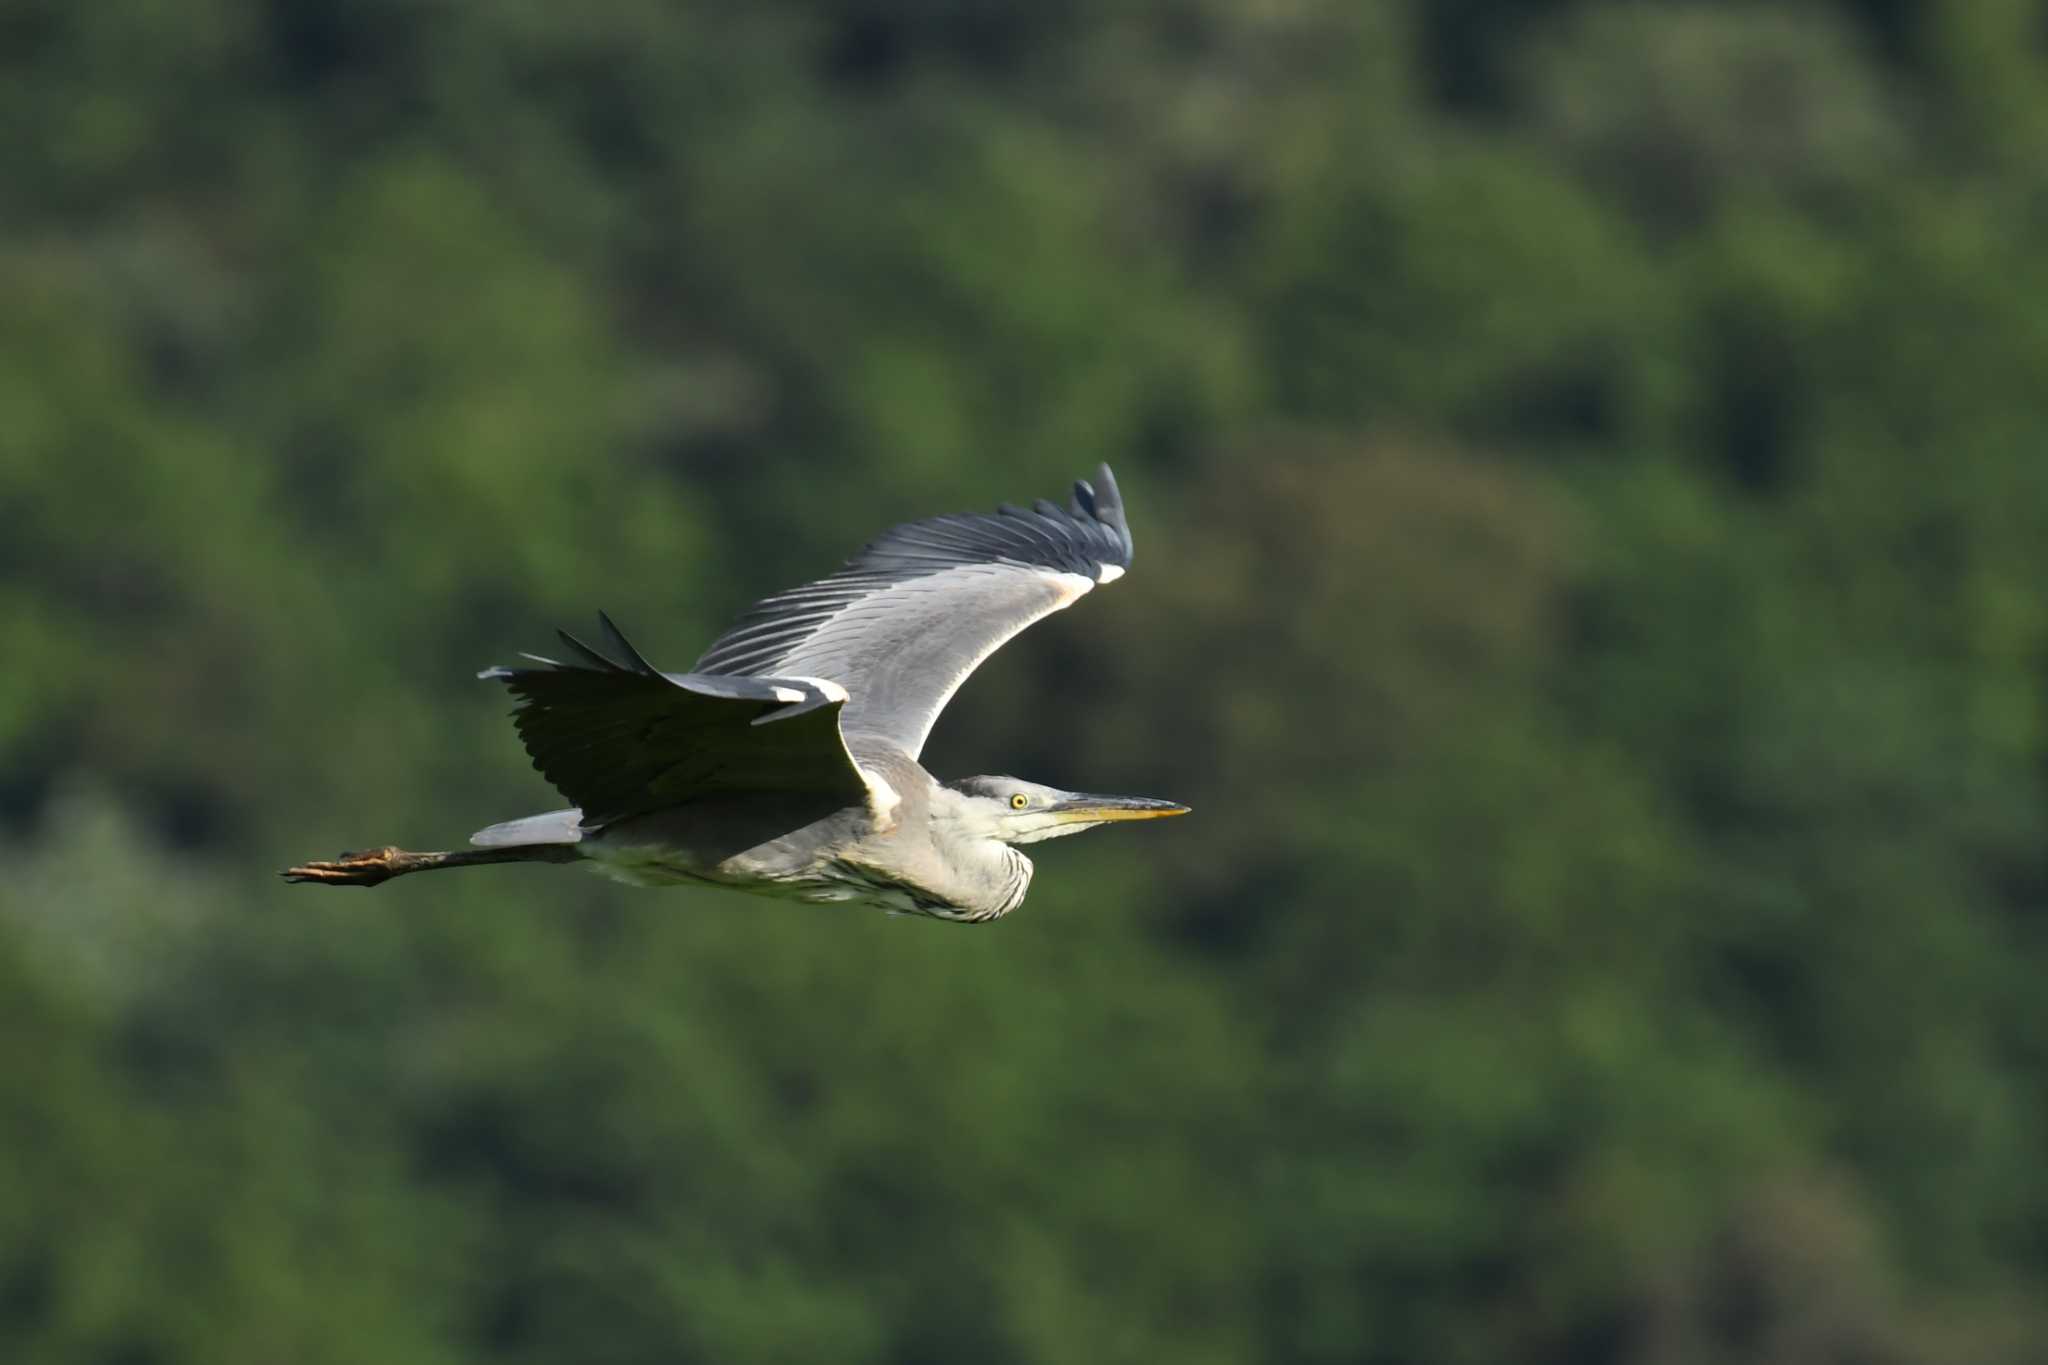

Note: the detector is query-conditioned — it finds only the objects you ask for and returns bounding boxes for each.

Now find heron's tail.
[469,809,585,848]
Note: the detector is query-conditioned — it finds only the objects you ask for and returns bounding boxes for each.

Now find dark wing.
[693,464,1134,759]
[482,614,870,828]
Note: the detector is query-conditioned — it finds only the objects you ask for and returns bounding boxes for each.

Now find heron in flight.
[283,465,1186,921]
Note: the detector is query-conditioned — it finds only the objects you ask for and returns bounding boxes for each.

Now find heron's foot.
[281,846,406,887]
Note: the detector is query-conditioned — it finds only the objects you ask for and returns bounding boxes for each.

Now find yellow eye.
[1010,792,1031,810]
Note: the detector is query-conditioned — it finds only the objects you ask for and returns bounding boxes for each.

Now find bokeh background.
[6,2,2048,1361]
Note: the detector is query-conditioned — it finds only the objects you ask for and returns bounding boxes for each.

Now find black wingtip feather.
[555,629,621,672]
[1064,464,1130,563]
[596,612,661,676]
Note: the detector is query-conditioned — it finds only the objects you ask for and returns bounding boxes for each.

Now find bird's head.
[946,775,1189,845]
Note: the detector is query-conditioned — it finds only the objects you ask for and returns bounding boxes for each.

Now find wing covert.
[693,464,1134,758]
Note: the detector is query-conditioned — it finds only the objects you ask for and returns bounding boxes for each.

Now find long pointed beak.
[1048,794,1191,823]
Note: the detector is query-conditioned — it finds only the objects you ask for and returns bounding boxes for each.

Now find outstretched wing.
[482,614,869,828]
[693,464,1134,759]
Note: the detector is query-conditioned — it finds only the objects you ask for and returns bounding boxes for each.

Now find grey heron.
[283,465,1186,921]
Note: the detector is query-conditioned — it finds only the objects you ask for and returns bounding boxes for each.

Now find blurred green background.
[5,1,2048,1361]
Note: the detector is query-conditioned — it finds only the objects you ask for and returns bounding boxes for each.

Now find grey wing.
[693,464,1135,759]
[482,614,871,829]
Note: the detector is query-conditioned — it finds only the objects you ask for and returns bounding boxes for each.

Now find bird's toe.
[280,847,399,887]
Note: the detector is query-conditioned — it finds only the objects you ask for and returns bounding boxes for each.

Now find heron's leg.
[281,844,579,887]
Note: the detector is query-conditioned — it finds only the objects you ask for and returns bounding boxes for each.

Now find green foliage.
[5,1,2047,1360]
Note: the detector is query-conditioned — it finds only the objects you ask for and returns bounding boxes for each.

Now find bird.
[282,464,1187,922]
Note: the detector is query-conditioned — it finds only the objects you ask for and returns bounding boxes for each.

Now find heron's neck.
[925,787,1035,919]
